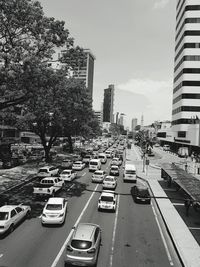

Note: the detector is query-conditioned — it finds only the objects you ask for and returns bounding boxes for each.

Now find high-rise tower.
[103,84,114,123]
[172,0,200,140]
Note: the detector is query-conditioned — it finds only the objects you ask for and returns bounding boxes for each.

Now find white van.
[89,159,101,172]
[123,164,137,182]
[98,153,107,164]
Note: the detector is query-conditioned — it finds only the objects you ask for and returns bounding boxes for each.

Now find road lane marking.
[0,254,3,258]
[82,172,86,176]
[173,203,184,206]
[50,184,99,267]
[109,195,120,267]
[189,227,200,230]
[152,205,174,266]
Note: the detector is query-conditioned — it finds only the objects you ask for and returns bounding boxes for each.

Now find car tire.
[26,210,31,219]
[9,224,14,233]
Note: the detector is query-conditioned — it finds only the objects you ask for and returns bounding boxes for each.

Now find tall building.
[94,110,103,128]
[103,84,114,123]
[48,48,95,100]
[73,49,95,100]
[172,0,200,144]
[119,114,124,126]
[131,118,138,132]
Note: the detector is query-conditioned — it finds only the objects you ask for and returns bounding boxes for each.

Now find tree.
[0,0,74,111]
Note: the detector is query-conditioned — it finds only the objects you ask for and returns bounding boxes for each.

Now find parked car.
[131,184,151,204]
[60,169,77,182]
[37,166,59,178]
[102,176,117,190]
[72,161,85,171]
[92,170,106,183]
[98,191,117,212]
[110,165,120,176]
[41,197,67,225]
[65,223,101,266]
[0,204,31,235]
[33,177,64,197]
[61,159,73,169]
[163,144,170,151]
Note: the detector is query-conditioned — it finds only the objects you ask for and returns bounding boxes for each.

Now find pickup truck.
[33,177,64,197]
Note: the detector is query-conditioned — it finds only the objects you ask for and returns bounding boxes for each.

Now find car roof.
[74,161,82,164]
[125,164,136,170]
[47,198,64,204]
[42,177,57,181]
[105,175,115,179]
[111,165,119,168]
[0,205,19,212]
[94,170,104,174]
[73,223,99,241]
[101,191,114,197]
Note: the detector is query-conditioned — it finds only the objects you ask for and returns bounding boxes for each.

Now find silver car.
[65,223,101,266]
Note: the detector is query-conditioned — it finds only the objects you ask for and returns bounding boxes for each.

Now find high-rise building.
[119,114,124,126]
[73,49,95,100]
[48,48,95,100]
[103,84,114,123]
[94,110,103,128]
[131,118,138,132]
[172,0,200,141]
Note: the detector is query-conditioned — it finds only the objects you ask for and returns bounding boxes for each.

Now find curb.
[137,174,184,266]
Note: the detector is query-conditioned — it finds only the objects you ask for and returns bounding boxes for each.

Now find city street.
[0,149,182,267]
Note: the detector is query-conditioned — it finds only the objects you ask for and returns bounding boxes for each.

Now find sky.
[39,0,176,128]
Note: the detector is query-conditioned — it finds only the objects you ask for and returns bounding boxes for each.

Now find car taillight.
[87,248,96,254]
[66,245,73,252]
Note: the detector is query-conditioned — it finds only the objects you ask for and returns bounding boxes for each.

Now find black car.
[131,184,151,204]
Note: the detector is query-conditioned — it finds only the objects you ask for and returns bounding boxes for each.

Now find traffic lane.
[0,170,101,267]
[112,178,174,267]
[55,182,117,267]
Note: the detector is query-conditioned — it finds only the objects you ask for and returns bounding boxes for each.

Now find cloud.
[115,78,173,125]
[153,0,170,9]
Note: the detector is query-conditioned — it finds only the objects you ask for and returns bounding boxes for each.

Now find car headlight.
[42,213,47,217]
[59,213,64,217]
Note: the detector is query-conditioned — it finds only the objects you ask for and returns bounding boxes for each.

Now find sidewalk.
[127,146,200,267]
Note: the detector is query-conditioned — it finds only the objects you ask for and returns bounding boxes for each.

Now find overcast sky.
[39,0,176,127]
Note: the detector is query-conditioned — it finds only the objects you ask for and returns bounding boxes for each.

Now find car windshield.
[101,196,113,202]
[84,156,91,159]
[111,167,118,170]
[90,162,98,165]
[46,204,62,210]
[62,170,71,175]
[71,240,92,249]
[94,171,103,175]
[0,212,9,220]
[105,178,114,182]
[39,169,47,173]
[126,170,136,174]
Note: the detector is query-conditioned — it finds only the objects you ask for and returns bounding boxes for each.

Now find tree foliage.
[0,0,73,110]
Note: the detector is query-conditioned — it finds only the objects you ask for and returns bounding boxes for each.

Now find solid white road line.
[152,205,174,266]
[0,254,3,258]
[173,203,184,206]
[189,227,200,230]
[109,195,120,267]
[50,184,99,267]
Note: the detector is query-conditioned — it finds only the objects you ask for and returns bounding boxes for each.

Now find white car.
[60,169,77,182]
[102,176,117,190]
[92,170,106,183]
[110,157,122,166]
[0,204,31,235]
[38,166,59,178]
[110,165,120,176]
[98,191,117,212]
[41,197,67,225]
[72,161,85,171]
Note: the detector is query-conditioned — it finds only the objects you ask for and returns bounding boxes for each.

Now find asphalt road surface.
[0,150,182,267]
